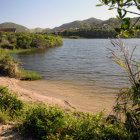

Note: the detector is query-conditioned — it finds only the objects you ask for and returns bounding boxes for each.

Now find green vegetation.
[1,17,139,37]
[19,105,128,140]
[97,0,140,37]
[0,85,133,140]
[60,28,117,38]
[52,17,140,38]
[108,38,140,140]
[97,1,140,140]
[0,31,62,80]
[0,1,139,139]
[0,31,63,50]
[66,36,86,39]
[52,17,102,31]
[0,48,41,80]
[18,69,42,81]
[0,86,24,121]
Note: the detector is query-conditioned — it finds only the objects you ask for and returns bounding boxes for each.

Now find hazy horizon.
[0,0,139,29]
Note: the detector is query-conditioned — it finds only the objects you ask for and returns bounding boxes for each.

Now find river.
[13,38,140,113]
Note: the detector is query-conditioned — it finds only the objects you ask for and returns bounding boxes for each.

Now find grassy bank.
[62,36,87,39]
[0,86,132,140]
[0,31,63,80]
[0,48,41,80]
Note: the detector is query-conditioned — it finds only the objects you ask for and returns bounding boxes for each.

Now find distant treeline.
[56,28,140,38]
[0,31,63,50]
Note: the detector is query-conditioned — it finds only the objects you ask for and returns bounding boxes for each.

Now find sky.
[0,0,139,29]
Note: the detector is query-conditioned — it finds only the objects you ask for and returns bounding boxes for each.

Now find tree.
[16,33,32,49]
[97,0,140,37]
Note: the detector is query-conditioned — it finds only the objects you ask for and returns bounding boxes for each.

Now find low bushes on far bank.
[0,31,62,80]
[0,31,63,50]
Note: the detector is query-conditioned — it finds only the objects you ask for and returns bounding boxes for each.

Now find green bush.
[0,49,19,76]
[0,85,129,140]
[16,32,32,49]
[31,34,47,48]
[0,31,63,50]
[21,105,65,140]
[19,105,128,140]
[0,86,23,118]
[0,110,9,123]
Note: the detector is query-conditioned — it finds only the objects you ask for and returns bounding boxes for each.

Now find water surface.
[14,39,140,112]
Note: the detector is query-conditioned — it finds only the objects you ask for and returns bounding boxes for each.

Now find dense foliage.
[57,17,140,38]
[0,31,63,50]
[60,28,117,38]
[52,17,140,38]
[19,105,129,140]
[0,86,130,140]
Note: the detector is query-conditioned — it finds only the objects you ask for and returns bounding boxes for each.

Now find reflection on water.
[14,38,140,112]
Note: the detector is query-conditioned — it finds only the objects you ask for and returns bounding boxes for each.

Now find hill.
[53,18,103,31]
[0,22,29,32]
[30,27,44,33]
[0,17,139,33]
[52,17,140,32]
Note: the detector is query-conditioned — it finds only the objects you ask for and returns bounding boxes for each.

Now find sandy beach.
[0,76,73,110]
[0,76,116,114]
[0,76,72,139]
[0,76,116,139]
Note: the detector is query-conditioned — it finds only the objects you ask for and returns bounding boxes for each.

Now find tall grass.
[108,36,140,140]
[18,69,42,81]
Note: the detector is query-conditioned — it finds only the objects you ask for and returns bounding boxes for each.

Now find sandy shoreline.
[0,76,116,139]
[0,76,74,111]
[0,76,115,114]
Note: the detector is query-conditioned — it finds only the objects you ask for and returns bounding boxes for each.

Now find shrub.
[21,105,65,140]
[0,110,9,123]
[0,49,19,76]
[0,86,23,118]
[16,32,32,49]
[19,106,129,140]
[31,34,46,48]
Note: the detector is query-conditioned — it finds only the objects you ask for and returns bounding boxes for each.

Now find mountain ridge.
[0,17,139,33]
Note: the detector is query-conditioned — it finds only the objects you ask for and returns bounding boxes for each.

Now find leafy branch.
[97,0,140,37]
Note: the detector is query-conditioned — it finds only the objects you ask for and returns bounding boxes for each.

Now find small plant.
[17,69,42,81]
[0,110,9,123]
[20,105,65,140]
[0,86,23,119]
